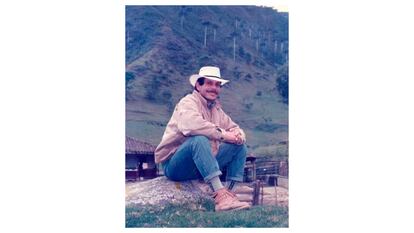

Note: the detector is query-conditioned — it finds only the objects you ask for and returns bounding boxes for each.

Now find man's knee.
[229,143,247,152]
[238,144,247,157]
[224,143,247,159]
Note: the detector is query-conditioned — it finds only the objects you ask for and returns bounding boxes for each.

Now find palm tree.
[202,21,210,48]
[230,31,240,62]
[178,6,189,30]
[211,24,219,43]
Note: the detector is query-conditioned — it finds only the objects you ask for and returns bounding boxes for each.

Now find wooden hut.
[125,136,157,181]
[244,154,257,182]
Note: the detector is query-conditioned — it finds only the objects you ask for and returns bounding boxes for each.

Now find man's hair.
[195,77,205,91]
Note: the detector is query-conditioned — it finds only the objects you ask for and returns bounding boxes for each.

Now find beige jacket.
[154,90,243,164]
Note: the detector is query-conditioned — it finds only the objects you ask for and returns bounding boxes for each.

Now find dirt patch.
[260,186,289,206]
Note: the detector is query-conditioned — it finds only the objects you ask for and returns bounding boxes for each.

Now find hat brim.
[189,74,229,87]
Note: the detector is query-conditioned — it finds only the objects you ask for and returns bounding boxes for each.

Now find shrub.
[245,52,252,64]
[126,72,135,101]
[244,73,252,82]
[233,70,241,80]
[255,123,278,133]
[145,76,161,101]
[238,46,245,58]
[245,102,253,111]
[166,41,182,51]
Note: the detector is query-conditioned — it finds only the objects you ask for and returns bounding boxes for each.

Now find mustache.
[206,90,218,94]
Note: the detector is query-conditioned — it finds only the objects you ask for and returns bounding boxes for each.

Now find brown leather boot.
[212,188,251,211]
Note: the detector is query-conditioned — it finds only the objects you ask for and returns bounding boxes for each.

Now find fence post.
[252,162,256,181]
[252,180,261,205]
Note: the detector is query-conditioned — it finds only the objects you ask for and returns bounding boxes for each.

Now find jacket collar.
[192,90,217,110]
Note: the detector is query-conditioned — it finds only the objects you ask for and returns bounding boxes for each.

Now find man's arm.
[217,108,246,144]
[176,98,224,140]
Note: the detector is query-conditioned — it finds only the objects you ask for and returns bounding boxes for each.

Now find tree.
[238,46,245,58]
[245,52,252,64]
[211,24,219,43]
[276,65,288,104]
[230,32,239,62]
[233,37,236,61]
[125,72,135,101]
[126,71,135,85]
[202,21,210,47]
[145,76,161,101]
[178,6,188,30]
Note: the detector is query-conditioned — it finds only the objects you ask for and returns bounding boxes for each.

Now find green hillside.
[125,6,288,159]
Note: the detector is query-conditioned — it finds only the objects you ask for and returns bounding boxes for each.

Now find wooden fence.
[244,158,288,183]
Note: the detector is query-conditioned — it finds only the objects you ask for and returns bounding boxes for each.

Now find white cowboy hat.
[189,66,230,87]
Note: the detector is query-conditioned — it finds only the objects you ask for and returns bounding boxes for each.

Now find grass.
[251,143,289,158]
[126,203,288,228]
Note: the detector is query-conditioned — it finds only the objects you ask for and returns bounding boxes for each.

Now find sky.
[261,0,289,12]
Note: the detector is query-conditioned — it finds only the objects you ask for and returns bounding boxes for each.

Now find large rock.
[125,177,214,210]
[125,177,287,209]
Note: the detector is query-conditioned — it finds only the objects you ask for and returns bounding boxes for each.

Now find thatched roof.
[126,136,156,155]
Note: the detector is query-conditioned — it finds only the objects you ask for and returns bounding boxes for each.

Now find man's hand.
[228,128,246,144]
[221,130,240,144]
[222,128,245,145]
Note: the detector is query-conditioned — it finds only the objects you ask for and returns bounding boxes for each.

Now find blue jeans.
[163,136,247,183]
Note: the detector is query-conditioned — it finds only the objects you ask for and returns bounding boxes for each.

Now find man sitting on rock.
[155,66,250,211]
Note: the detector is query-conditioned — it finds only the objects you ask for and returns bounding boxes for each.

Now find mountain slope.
[125,6,289,158]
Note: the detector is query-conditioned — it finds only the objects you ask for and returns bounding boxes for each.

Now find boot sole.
[216,203,251,211]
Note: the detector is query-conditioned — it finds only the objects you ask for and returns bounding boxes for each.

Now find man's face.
[196,78,222,101]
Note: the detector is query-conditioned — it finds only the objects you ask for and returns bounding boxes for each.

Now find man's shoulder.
[179,92,199,104]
